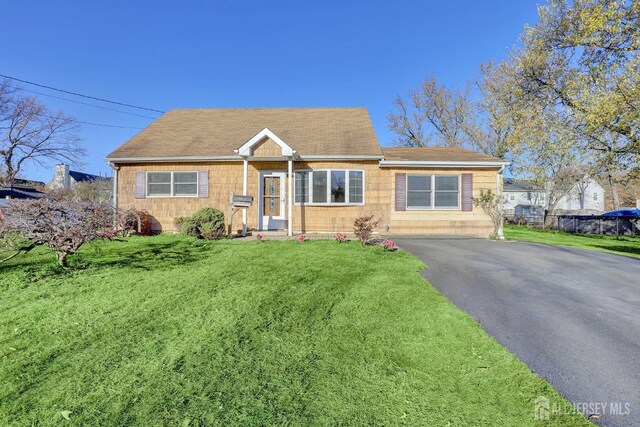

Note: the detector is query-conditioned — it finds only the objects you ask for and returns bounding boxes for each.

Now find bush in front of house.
[353,215,378,247]
[175,208,226,240]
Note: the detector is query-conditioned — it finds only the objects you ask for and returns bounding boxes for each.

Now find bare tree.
[0,79,84,185]
[388,76,469,147]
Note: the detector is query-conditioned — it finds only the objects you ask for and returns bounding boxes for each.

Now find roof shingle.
[107,108,382,159]
[381,146,505,163]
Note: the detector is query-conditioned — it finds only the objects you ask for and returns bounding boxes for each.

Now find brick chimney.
[53,163,70,190]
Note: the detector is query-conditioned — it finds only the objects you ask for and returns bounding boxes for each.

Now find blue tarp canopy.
[602,209,640,217]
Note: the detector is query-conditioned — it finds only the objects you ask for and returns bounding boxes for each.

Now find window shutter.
[395,173,406,211]
[198,171,209,198]
[461,173,473,211]
[135,172,146,199]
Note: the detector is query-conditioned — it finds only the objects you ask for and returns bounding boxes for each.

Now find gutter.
[105,154,385,163]
[379,160,510,168]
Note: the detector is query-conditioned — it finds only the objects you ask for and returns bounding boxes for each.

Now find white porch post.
[242,159,248,236]
[287,158,293,236]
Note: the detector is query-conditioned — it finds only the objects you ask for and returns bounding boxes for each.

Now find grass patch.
[505,224,640,258]
[0,235,588,426]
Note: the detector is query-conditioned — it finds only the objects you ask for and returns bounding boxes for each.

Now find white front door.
[260,172,286,230]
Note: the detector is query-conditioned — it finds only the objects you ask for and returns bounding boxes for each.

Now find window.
[407,175,432,208]
[349,171,363,203]
[173,172,198,196]
[294,171,309,203]
[146,171,198,197]
[147,172,172,196]
[312,171,328,203]
[330,171,346,203]
[295,169,365,205]
[511,194,516,201]
[434,176,459,208]
[406,175,460,209]
[593,192,598,201]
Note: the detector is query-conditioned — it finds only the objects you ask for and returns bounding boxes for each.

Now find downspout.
[108,161,119,228]
[496,166,504,239]
[108,161,119,209]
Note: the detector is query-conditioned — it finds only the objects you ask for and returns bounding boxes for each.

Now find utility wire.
[0,73,165,114]
[9,84,159,119]
[24,110,144,130]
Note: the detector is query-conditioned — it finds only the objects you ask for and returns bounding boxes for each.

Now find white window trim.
[406,174,461,210]
[294,169,365,206]
[146,171,199,198]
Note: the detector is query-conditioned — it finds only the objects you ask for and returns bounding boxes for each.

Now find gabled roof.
[107,108,383,160]
[504,178,535,192]
[69,170,110,183]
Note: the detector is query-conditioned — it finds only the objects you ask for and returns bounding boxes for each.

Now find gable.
[252,138,283,157]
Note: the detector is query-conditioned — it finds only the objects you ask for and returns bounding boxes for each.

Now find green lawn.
[505,224,640,258]
[0,236,588,426]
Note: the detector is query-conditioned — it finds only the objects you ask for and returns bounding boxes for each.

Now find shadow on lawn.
[83,239,218,270]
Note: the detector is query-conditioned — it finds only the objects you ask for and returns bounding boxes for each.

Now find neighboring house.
[0,179,47,200]
[105,108,508,236]
[49,164,111,191]
[503,178,605,214]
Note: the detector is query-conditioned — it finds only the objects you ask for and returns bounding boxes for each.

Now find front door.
[261,172,286,230]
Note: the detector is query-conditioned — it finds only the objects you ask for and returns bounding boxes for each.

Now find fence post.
[616,217,619,236]
[599,218,603,235]
[574,217,577,233]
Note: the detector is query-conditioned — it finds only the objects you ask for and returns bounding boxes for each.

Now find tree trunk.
[606,168,621,210]
[57,252,69,267]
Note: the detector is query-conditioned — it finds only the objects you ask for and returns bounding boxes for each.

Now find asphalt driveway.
[393,237,640,427]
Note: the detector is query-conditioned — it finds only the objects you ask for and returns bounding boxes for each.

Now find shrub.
[353,215,378,247]
[334,233,348,243]
[297,234,306,243]
[0,198,117,267]
[175,208,225,240]
[256,233,264,242]
[382,239,396,251]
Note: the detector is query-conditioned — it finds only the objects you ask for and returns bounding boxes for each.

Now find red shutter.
[135,171,146,199]
[461,173,473,211]
[395,173,406,211]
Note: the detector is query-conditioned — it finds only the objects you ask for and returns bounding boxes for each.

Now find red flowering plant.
[382,239,397,251]
[256,233,264,242]
[297,234,306,243]
[334,233,348,243]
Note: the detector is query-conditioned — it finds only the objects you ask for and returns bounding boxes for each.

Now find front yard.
[505,224,640,258]
[0,236,588,426]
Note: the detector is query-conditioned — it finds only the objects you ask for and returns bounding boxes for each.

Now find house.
[0,179,47,200]
[503,178,605,215]
[105,108,508,236]
[49,163,111,191]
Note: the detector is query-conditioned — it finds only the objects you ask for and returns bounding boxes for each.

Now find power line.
[25,110,144,130]
[0,73,165,114]
[9,84,159,119]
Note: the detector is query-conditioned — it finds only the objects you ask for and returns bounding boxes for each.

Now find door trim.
[259,171,287,230]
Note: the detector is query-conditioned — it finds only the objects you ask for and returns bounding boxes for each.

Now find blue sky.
[3,1,540,182]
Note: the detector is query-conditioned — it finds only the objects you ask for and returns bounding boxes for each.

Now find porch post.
[242,159,248,236]
[288,158,293,236]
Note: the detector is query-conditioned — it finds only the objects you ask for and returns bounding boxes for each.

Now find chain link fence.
[557,215,640,236]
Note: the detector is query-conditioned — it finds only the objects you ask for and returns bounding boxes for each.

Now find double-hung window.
[295,169,364,205]
[146,171,198,197]
[406,175,460,209]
